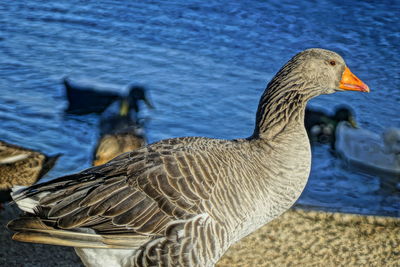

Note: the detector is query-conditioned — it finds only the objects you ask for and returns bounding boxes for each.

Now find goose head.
[254,48,369,138]
[271,48,370,97]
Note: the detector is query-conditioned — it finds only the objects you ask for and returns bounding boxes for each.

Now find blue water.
[0,1,399,216]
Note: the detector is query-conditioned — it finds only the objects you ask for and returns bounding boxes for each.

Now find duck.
[0,141,61,208]
[8,48,369,267]
[305,105,357,148]
[64,77,153,115]
[64,77,120,114]
[335,122,400,176]
[93,96,147,166]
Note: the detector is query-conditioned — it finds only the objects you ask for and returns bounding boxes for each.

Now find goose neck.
[251,81,319,140]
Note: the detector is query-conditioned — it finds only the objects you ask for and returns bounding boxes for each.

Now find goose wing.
[9,137,218,248]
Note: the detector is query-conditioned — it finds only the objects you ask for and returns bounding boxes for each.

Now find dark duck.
[64,77,153,115]
[305,105,357,148]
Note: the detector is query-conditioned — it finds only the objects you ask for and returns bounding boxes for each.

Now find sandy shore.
[217,209,400,266]
[2,205,399,266]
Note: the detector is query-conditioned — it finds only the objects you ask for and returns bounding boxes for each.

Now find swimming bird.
[64,77,120,114]
[93,96,147,166]
[8,48,369,267]
[64,77,153,115]
[305,105,357,148]
[0,141,60,208]
[124,86,154,120]
[335,122,400,176]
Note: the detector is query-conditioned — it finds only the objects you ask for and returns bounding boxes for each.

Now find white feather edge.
[11,185,43,214]
[0,154,30,164]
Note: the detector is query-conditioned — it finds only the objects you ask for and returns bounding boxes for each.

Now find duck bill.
[119,99,130,116]
[144,97,155,109]
[349,116,358,128]
[339,67,370,92]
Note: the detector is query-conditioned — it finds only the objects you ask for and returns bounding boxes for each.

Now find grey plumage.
[8,48,369,267]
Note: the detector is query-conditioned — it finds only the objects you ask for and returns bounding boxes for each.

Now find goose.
[8,48,369,267]
[64,77,153,115]
[0,141,60,208]
[305,105,357,148]
[93,97,147,166]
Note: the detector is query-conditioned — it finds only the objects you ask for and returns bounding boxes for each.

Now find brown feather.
[47,190,89,218]
[57,206,92,229]
[102,191,144,217]
[79,178,126,207]
[112,197,153,226]
[12,232,126,248]
[128,204,160,229]
[134,211,172,234]
[87,186,132,216]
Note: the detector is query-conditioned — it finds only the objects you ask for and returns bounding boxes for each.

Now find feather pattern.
[0,141,60,190]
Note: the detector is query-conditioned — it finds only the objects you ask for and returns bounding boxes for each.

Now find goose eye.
[329,60,336,66]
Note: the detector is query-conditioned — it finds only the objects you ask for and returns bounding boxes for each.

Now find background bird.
[93,90,149,166]
[64,77,153,115]
[305,105,357,148]
[0,141,60,208]
[335,122,400,177]
[64,77,120,115]
[8,49,369,267]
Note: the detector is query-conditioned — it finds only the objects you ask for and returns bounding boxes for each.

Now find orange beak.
[339,67,370,92]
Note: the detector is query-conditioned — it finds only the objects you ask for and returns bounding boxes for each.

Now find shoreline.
[2,205,399,266]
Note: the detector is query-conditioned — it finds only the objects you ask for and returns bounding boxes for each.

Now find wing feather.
[87,186,133,216]
[79,178,126,207]
[112,197,154,226]
[47,190,90,218]
[102,191,144,217]
[9,137,221,250]
[57,206,92,229]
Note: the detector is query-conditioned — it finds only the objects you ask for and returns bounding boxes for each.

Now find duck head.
[128,85,154,111]
[334,105,357,128]
[118,86,154,116]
